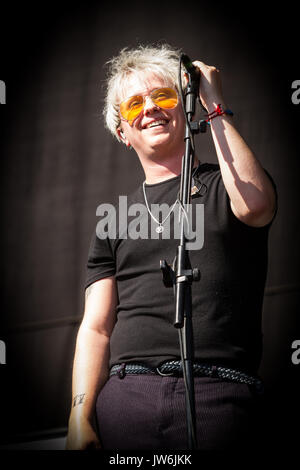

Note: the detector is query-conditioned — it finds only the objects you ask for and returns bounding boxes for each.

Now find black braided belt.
[110,360,264,392]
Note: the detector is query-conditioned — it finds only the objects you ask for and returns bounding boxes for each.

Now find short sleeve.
[85,228,116,289]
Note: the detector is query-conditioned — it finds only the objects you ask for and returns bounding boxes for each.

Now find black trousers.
[96,374,264,450]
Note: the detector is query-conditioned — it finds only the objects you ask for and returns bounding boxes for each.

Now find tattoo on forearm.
[72,393,86,407]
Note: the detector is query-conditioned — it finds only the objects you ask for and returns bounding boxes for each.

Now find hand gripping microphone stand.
[160,54,202,450]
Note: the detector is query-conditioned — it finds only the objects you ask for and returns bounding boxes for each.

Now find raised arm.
[66,276,117,450]
[194,60,277,227]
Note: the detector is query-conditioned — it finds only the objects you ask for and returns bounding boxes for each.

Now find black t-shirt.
[86,163,275,374]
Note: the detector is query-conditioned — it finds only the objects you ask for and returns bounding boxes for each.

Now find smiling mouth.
[144,119,169,129]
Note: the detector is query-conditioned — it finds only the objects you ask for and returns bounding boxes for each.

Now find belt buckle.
[156,361,181,377]
[156,364,175,377]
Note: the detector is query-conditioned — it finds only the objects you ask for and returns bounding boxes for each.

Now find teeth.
[146,120,167,129]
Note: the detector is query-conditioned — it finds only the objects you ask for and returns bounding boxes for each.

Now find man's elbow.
[232,195,277,227]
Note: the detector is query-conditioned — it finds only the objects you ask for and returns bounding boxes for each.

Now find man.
[66,43,277,450]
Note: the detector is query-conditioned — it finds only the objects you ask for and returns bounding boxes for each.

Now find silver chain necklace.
[142,163,201,234]
[142,181,178,233]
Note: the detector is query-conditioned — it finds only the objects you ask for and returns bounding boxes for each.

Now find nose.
[143,95,159,115]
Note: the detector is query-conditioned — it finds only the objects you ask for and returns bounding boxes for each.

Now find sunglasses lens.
[151,88,178,109]
[120,95,144,122]
[119,87,178,122]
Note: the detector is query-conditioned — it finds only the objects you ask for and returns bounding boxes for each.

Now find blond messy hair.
[103,43,184,141]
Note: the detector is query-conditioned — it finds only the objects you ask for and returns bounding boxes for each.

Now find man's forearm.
[209,110,276,226]
[69,325,110,423]
[192,60,276,227]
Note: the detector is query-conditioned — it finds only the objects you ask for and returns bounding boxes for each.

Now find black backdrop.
[0,1,299,451]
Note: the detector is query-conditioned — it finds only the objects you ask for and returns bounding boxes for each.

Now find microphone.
[180,54,200,84]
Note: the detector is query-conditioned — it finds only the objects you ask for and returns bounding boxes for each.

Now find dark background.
[0,1,299,451]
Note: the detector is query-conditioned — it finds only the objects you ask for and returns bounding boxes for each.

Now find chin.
[148,133,172,147]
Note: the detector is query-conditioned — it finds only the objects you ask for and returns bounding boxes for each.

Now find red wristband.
[206,104,233,122]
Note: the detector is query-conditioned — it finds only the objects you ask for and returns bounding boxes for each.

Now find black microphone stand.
[160,54,201,450]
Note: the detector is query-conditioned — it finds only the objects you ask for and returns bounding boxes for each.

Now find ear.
[117,127,129,146]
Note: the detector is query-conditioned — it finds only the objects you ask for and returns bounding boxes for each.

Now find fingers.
[192,61,220,74]
[191,61,224,111]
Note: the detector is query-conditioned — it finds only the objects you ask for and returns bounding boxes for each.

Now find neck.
[140,153,199,185]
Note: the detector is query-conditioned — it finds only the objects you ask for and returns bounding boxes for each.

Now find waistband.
[109,360,264,392]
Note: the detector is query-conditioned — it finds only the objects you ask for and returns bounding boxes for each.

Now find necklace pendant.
[156,225,164,233]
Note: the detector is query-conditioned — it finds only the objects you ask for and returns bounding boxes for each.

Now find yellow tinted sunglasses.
[119,87,178,123]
